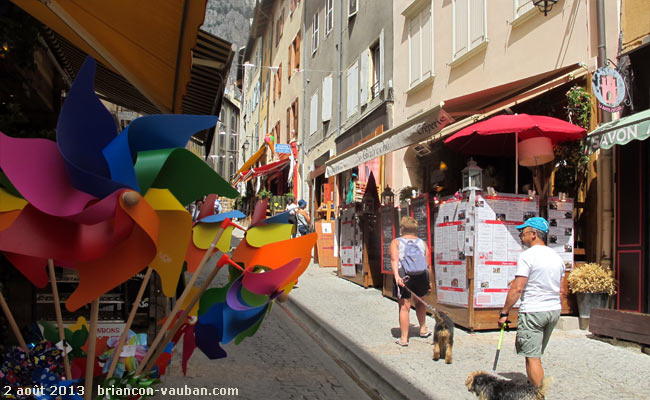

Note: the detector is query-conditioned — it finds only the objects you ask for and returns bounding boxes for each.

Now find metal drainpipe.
[596,0,613,267]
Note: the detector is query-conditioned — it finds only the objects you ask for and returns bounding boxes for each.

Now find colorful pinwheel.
[0,57,239,311]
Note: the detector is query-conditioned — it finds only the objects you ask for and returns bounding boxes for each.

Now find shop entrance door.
[616,140,647,312]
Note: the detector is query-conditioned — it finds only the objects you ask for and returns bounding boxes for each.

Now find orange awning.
[231,145,268,184]
[12,0,208,114]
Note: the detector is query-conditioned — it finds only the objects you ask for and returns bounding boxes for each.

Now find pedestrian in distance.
[286,197,298,236]
[391,216,433,346]
[498,217,565,387]
[296,199,311,237]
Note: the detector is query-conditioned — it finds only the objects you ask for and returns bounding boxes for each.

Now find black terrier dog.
[432,311,454,364]
[465,371,552,400]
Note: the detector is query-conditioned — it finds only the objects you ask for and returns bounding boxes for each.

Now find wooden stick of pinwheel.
[135,217,243,375]
[105,266,152,379]
[48,259,72,380]
[141,253,242,375]
[0,286,29,353]
[84,298,99,400]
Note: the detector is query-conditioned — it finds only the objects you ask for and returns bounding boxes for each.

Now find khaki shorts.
[515,310,561,358]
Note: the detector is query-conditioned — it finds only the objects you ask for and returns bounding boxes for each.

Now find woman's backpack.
[398,238,427,275]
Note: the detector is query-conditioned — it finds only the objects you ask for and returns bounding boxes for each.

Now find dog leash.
[400,276,438,314]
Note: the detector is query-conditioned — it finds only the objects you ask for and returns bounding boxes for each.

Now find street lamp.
[532,0,558,16]
[242,138,250,162]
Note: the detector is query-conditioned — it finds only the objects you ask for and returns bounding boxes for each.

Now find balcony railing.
[371,81,381,99]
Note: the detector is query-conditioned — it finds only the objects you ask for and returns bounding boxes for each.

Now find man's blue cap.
[516,217,549,233]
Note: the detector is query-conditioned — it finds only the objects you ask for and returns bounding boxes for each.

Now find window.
[371,43,381,98]
[229,160,235,176]
[452,0,487,61]
[218,156,224,176]
[348,0,358,17]
[408,3,433,88]
[276,9,285,46]
[513,0,534,20]
[291,99,299,141]
[326,0,334,34]
[230,135,236,151]
[347,61,358,117]
[286,107,292,143]
[275,121,281,144]
[288,33,301,80]
[274,64,282,102]
[290,0,299,15]
[312,13,319,54]
[322,75,332,122]
[310,91,318,135]
[230,115,236,133]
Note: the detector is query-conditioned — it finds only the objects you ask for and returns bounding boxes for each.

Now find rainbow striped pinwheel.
[0,57,238,311]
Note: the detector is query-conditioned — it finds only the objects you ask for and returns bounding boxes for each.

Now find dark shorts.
[393,269,429,300]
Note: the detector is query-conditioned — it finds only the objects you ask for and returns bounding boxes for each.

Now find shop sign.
[325,108,452,177]
[586,110,650,152]
[591,66,626,113]
[275,143,291,154]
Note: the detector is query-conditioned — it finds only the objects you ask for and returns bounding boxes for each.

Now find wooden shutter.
[453,0,468,59]
[322,75,332,121]
[379,29,384,91]
[409,15,420,87]
[292,100,299,139]
[288,44,293,80]
[421,6,432,79]
[360,49,369,106]
[514,0,534,19]
[278,63,282,98]
[295,33,301,70]
[286,107,291,143]
[469,0,485,49]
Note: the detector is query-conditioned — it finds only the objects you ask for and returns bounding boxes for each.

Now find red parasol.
[443,114,586,156]
[444,114,586,194]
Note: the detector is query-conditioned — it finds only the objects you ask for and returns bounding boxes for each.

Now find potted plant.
[257,188,272,199]
[567,263,617,330]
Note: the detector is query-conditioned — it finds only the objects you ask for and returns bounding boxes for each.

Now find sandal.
[395,339,409,347]
[419,330,432,338]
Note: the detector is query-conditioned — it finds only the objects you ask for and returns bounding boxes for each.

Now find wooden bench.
[590,308,650,345]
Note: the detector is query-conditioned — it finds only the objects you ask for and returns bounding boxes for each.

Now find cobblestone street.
[153,241,650,400]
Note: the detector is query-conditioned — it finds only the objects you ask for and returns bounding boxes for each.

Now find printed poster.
[433,197,468,307]
[473,194,538,308]
[548,197,575,270]
[339,207,362,276]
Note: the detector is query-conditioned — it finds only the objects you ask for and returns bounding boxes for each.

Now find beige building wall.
[268,0,304,159]
[389,0,619,191]
[242,36,263,164]
[621,0,650,53]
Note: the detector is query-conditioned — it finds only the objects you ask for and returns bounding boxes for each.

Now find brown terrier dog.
[432,311,454,364]
[465,371,552,400]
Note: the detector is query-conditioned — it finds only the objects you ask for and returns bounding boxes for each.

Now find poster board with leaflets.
[380,206,396,275]
[433,196,470,307]
[338,205,363,279]
[315,220,338,268]
[547,196,575,271]
[473,193,539,308]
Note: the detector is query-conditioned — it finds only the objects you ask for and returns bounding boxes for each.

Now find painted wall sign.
[591,66,626,113]
[274,143,291,154]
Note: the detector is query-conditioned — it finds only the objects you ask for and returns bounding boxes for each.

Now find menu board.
[433,197,469,307]
[547,197,575,270]
[473,194,538,308]
[380,206,396,274]
[339,207,362,276]
[411,194,432,252]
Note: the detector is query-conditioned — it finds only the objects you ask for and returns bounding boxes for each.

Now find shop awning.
[325,106,452,177]
[12,0,215,114]
[237,158,290,184]
[232,144,267,181]
[586,109,650,152]
[324,63,588,178]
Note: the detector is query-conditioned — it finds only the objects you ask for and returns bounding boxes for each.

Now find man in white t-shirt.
[498,217,564,388]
